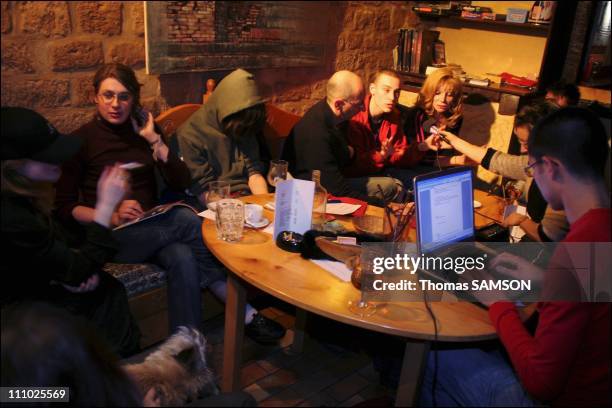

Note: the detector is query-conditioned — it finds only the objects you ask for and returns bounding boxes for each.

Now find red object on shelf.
[499,72,537,88]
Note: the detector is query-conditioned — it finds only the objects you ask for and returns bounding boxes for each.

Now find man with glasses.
[434,100,568,242]
[420,106,611,408]
[282,70,399,204]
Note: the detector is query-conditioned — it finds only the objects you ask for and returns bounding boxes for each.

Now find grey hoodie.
[177,69,264,194]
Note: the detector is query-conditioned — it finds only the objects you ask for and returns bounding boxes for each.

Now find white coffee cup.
[245,204,264,224]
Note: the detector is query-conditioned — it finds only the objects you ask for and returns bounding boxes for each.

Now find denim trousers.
[420,347,536,407]
[113,207,226,332]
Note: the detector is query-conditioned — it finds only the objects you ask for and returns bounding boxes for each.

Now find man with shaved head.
[282,70,399,204]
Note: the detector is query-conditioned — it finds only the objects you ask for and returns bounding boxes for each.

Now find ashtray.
[276,231,304,252]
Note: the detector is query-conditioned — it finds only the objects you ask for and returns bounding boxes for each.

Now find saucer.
[245,217,270,229]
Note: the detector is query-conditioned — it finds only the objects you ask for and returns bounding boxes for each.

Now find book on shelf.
[396,28,440,74]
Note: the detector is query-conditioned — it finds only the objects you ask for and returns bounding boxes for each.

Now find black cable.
[423,289,438,407]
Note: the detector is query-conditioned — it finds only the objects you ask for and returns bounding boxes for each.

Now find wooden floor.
[203,306,397,407]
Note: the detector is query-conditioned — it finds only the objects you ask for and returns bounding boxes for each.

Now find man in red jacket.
[420,107,611,406]
[345,70,435,185]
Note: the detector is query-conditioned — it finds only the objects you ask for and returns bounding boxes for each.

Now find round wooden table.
[202,191,529,406]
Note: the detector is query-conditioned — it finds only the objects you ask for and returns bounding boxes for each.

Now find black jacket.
[282,99,375,203]
[1,194,118,305]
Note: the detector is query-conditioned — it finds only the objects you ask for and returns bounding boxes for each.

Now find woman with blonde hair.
[395,67,464,185]
[1,107,141,357]
[408,67,464,143]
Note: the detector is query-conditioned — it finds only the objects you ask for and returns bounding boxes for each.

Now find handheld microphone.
[422,118,451,144]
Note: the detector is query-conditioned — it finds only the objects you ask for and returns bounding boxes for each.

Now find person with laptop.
[436,100,568,242]
[420,107,611,407]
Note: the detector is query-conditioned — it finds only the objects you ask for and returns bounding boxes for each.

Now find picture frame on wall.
[145,1,331,74]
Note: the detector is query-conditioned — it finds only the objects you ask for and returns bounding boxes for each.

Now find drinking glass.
[215,199,245,242]
[266,160,288,187]
[205,181,230,210]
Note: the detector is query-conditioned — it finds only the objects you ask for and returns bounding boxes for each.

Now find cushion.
[103,263,167,298]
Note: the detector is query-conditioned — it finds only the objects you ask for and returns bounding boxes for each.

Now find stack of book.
[395,29,441,74]
[460,5,494,19]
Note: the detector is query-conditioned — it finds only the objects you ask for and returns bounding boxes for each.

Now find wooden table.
[202,191,524,406]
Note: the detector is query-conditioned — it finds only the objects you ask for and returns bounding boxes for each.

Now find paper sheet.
[198,209,215,220]
[326,203,362,215]
[310,259,352,282]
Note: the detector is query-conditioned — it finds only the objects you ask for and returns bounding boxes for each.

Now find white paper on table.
[310,259,352,282]
[326,203,362,215]
[273,179,314,240]
[198,209,215,220]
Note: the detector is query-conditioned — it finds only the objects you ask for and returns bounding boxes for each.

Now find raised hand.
[97,165,129,209]
[131,110,159,145]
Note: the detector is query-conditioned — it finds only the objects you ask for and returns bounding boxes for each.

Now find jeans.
[385,164,438,190]
[420,347,536,407]
[113,207,226,332]
[345,176,401,202]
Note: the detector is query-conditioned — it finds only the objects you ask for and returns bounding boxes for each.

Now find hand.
[116,199,144,223]
[489,252,543,283]
[420,133,452,151]
[97,165,129,209]
[379,140,395,160]
[502,212,528,228]
[457,268,507,307]
[131,111,160,145]
[61,274,100,294]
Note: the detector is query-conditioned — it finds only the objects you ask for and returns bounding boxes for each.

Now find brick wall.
[1,1,417,133]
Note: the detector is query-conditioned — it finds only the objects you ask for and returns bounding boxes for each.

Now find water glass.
[215,199,244,242]
[266,160,288,187]
[206,181,230,210]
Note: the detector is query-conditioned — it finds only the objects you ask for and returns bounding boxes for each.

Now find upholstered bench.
[104,263,170,348]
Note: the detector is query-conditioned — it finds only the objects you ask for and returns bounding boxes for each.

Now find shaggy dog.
[123,327,218,406]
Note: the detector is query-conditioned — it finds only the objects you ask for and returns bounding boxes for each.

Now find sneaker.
[245,314,286,344]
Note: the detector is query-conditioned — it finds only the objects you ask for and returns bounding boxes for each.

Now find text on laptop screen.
[416,169,474,253]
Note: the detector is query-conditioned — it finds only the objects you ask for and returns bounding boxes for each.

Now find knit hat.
[1,107,81,164]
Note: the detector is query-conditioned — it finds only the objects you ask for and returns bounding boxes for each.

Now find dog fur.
[123,327,218,406]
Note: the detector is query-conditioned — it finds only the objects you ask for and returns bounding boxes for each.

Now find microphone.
[422,117,437,135]
[422,118,451,144]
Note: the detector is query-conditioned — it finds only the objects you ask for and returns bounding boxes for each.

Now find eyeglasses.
[98,91,132,104]
[524,159,542,177]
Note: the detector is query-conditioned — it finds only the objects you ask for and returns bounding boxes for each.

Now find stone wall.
[1,1,417,133]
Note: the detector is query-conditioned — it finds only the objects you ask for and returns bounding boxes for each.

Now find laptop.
[413,167,496,304]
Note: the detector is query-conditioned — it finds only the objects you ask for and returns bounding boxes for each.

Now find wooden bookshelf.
[398,71,532,103]
[416,14,550,37]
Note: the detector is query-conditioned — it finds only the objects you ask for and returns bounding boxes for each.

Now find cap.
[1,107,82,164]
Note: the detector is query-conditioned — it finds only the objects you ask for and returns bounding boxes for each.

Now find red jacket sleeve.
[489,301,592,402]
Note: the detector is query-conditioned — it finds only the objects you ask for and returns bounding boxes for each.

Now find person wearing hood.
[55,64,285,344]
[177,68,269,205]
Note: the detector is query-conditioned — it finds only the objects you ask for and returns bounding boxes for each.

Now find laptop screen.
[415,168,474,254]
